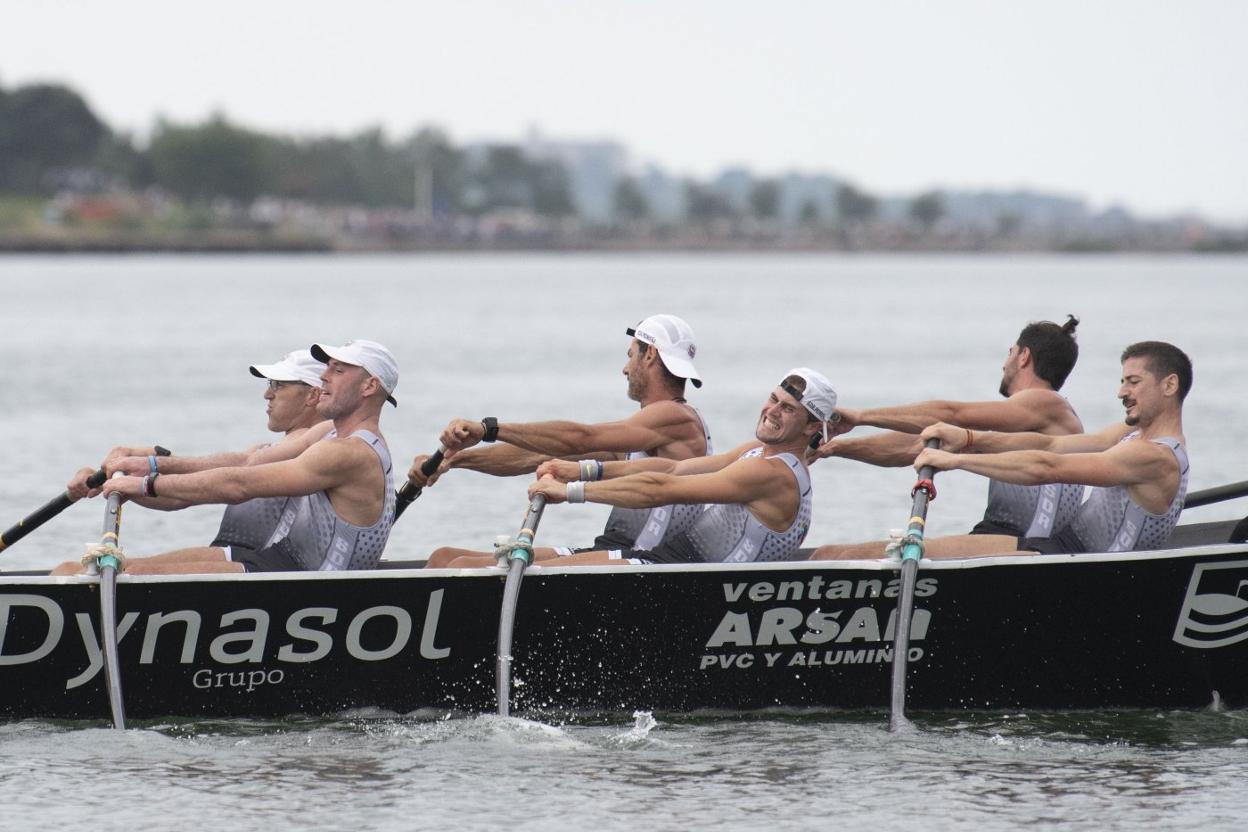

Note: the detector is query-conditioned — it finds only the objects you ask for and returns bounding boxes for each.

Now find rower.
[416,314,713,567]
[60,348,330,567]
[54,340,398,574]
[810,316,1087,559]
[914,341,1192,555]
[507,368,836,567]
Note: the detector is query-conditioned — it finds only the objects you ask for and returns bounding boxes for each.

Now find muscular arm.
[449,443,602,477]
[498,402,699,458]
[921,421,1130,455]
[600,441,757,479]
[918,438,1180,512]
[106,437,363,507]
[845,389,1077,435]
[533,452,800,530]
[816,431,921,468]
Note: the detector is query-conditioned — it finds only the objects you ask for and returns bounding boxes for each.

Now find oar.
[496,494,547,717]
[888,437,940,733]
[0,468,107,553]
[88,479,127,730]
[394,448,445,520]
[0,445,171,553]
[1184,479,1248,510]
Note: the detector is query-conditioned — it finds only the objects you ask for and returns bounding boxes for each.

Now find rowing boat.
[1,517,1245,721]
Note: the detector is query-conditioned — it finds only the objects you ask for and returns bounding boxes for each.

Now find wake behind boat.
[2,515,1245,721]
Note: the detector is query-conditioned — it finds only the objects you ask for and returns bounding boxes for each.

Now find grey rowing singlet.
[601,405,713,551]
[260,429,396,570]
[982,479,1085,539]
[1067,434,1189,552]
[672,448,812,563]
[210,496,288,551]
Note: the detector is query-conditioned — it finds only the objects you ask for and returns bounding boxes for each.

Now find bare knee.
[427,547,467,568]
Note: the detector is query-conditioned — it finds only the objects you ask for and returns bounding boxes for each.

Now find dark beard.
[998,380,1009,398]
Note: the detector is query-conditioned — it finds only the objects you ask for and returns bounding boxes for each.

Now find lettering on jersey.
[1173,560,1248,649]
[699,576,938,672]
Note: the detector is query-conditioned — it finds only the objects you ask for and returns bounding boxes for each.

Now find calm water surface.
[0,254,1246,829]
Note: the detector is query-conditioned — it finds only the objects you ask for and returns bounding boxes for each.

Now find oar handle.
[394,448,445,520]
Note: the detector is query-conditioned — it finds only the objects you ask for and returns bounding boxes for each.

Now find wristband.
[566,481,586,503]
[579,459,603,481]
[141,474,161,497]
[148,455,159,475]
[481,417,499,443]
[965,428,974,450]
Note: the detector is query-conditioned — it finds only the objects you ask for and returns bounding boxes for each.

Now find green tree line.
[0,80,574,216]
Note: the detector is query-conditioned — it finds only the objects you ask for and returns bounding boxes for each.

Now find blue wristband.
[148,455,159,475]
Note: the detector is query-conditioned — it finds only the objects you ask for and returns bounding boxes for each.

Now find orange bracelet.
[965,428,974,449]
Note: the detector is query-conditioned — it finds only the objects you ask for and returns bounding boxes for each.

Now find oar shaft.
[0,468,107,552]
[1184,479,1248,509]
[497,494,546,717]
[889,438,940,732]
[394,448,445,520]
[98,490,126,730]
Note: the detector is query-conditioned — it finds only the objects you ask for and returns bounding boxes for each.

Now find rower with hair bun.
[811,316,1087,559]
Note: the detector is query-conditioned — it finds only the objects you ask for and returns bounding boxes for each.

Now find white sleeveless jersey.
[1067,434,1189,552]
[260,429,396,570]
[669,448,812,563]
[601,405,712,550]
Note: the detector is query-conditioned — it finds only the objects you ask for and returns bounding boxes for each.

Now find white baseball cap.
[626,314,702,388]
[249,349,325,389]
[780,367,838,441]
[310,339,399,406]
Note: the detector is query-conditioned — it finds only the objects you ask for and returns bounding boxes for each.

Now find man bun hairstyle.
[1017,314,1080,390]
[1121,341,1193,402]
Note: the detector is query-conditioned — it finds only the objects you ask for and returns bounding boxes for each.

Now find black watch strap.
[481,417,499,442]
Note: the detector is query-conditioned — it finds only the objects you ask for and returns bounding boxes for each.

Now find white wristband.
[566,481,586,503]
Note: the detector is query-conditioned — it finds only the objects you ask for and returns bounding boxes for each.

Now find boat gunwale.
[3,541,1245,585]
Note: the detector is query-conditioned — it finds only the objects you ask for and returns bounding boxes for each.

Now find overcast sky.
[3,1,1245,222]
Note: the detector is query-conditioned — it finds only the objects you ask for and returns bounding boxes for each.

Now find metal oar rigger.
[496,494,547,717]
[888,437,940,733]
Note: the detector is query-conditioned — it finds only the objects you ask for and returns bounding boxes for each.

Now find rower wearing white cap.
[57,340,399,575]
[511,369,837,566]
[417,314,713,567]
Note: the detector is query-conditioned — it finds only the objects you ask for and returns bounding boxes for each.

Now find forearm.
[950,450,1063,486]
[156,450,250,475]
[497,420,600,457]
[451,444,556,477]
[824,432,921,467]
[859,402,960,434]
[965,429,1057,454]
[584,472,680,509]
[149,469,255,506]
[600,457,678,479]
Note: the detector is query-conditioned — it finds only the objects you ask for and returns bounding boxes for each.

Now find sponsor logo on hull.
[1173,560,1248,649]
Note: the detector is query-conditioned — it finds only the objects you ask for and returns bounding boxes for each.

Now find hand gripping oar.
[888,438,940,733]
[0,445,171,553]
[496,494,546,717]
[85,478,127,730]
[394,448,445,520]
